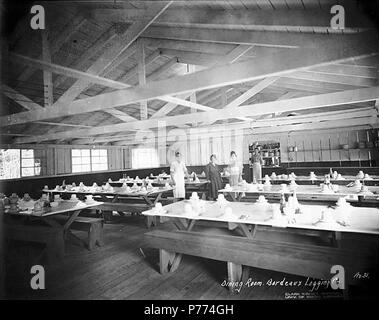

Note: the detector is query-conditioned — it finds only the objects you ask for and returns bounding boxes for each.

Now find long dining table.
[142,199,379,295]
[259,175,379,186]
[107,178,210,199]
[43,186,173,226]
[219,184,379,203]
[4,200,102,261]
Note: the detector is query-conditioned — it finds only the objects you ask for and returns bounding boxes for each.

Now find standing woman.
[205,154,223,200]
[252,148,264,183]
[226,151,243,186]
[170,151,188,200]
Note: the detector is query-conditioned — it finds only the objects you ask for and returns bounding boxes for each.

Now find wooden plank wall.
[1,145,131,179]
[245,128,378,165]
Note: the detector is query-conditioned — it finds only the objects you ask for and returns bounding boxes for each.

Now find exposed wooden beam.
[4,31,379,127]
[150,93,192,119]
[251,117,378,135]
[144,38,235,55]
[146,57,177,82]
[13,87,379,144]
[41,29,53,107]
[84,108,377,146]
[53,2,173,106]
[160,48,221,66]
[91,8,373,31]
[34,121,92,128]
[1,85,44,112]
[161,96,214,112]
[142,26,365,49]
[287,70,378,87]
[204,77,279,124]
[9,52,130,89]
[310,64,379,79]
[224,77,279,109]
[150,45,251,119]
[118,49,161,83]
[103,109,138,123]
[252,107,376,128]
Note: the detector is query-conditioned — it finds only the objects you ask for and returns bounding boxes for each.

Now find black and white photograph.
[0,0,379,305]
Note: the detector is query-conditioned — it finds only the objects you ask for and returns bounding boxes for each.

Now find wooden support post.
[42,29,53,107]
[137,38,148,120]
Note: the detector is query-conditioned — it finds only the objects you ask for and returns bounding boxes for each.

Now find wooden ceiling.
[1,0,379,146]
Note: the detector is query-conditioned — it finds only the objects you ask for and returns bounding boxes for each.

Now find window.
[72,149,108,173]
[132,148,159,169]
[0,149,20,180]
[21,149,41,177]
[0,149,42,180]
[91,149,108,171]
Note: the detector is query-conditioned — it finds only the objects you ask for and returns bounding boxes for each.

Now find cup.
[191,192,199,199]
[54,194,61,201]
[86,195,93,202]
[257,195,266,203]
[51,202,58,208]
[44,185,49,190]
[70,194,77,200]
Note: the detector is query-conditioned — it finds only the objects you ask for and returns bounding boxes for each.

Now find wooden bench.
[53,216,104,250]
[5,224,65,263]
[144,229,378,293]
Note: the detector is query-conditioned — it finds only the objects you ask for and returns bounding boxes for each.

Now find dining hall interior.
[0,0,379,301]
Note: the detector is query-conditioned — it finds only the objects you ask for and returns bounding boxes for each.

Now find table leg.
[62,210,82,238]
[238,223,256,239]
[159,249,176,274]
[162,218,197,273]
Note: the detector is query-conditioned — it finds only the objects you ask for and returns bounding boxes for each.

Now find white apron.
[171,161,186,198]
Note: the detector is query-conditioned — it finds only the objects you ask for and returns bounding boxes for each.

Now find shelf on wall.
[288,148,376,152]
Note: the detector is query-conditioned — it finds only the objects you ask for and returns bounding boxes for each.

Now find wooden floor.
[4,214,377,300]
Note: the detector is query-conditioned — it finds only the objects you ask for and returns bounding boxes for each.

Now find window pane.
[72,149,81,157]
[91,149,100,156]
[21,149,34,158]
[22,158,34,167]
[82,157,90,164]
[22,167,34,177]
[81,149,90,157]
[72,157,82,165]
[99,149,107,156]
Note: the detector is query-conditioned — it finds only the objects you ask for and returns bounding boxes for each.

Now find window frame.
[71,148,108,173]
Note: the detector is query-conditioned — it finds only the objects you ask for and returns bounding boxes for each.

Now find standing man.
[170,151,188,200]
